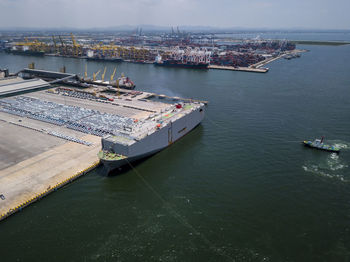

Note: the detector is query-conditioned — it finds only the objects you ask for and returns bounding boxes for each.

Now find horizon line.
[0,25,349,32]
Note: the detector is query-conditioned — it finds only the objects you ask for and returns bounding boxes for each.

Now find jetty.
[208,65,269,73]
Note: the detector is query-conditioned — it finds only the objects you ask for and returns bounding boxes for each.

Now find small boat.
[303,137,340,153]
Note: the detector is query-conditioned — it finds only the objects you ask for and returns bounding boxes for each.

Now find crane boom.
[110,67,116,81]
[101,67,107,82]
[58,35,65,47]
[70,33,80,56]
[93,70,101,81]
[52,36,57,53]
[58,35,66,55]
[70,33,77,46]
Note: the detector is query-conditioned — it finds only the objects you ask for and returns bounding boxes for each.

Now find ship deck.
[29,88,172,119]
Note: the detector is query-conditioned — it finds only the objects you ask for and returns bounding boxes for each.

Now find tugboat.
[303,137,340,153]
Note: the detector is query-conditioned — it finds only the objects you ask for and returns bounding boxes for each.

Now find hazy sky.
[0,0,349,29]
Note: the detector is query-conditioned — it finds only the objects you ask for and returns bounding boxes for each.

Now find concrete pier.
[0,116,100,220]
[0,81,105,220]
[252,49,308,69]
[207,49,309,73]
[208,65,269,73]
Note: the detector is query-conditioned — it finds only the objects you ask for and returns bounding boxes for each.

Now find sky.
[0,0,349,30]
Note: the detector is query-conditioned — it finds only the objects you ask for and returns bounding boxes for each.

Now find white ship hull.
[100,104,205,174]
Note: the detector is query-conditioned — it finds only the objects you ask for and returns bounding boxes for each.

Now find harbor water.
[1,41,350,261]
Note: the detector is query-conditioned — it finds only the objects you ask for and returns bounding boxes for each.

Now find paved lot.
[0,119,64,170]
[0,134,100,218]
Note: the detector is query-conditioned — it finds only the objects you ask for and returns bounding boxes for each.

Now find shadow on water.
[101,124,205,177]
[103,155,154,177]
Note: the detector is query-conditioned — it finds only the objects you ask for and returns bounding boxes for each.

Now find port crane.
[70,33,82,56]
[84,64,88,80]
[14,38,47,52]
[110,67,117,82]
[92,70,101,81]
[58,35,66,55]
[101,67,107,82]
[52,36,58,53]
[32,39,43,52]
[116,74,120,97]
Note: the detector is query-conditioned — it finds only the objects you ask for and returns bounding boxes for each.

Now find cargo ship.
[85,56,123,62]
[154,59,209,69]
[88,75,135,90]
[98,100,205,173]
[5,49,45,56]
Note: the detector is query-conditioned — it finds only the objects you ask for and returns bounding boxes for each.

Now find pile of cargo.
[155,46,211,68]
[209,40,295,67]
[0,96,136,137]
[211,51,265,67]
[48,131,92,146]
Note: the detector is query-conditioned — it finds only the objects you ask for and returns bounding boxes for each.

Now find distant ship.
[154,54,209,69]
[5,49,45,57]
[85,56,123,62]
[154,60,209,69]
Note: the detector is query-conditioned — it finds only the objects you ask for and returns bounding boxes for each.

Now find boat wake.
[328,140,350,150]
[302,153,349,182]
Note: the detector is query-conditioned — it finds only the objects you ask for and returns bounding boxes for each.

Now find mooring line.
[205,115,233,131]
[125,159,234,261]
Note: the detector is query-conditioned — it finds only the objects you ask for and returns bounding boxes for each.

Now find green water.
[1,44,350,261]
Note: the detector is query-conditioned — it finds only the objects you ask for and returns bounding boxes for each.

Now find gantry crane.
[70,33,82,56]
[58,35,66,55]
[52,36,58,53]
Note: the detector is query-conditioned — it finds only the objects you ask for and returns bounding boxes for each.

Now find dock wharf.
[0,94,101,221]
[208,65,269,73]
[0,131,100,221]
[251,49,308,69]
